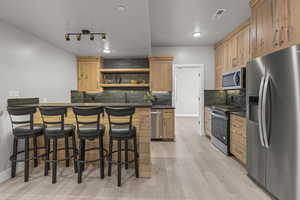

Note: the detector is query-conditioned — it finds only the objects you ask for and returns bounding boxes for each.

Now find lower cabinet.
[230,114,247,165]
[204,107,212,138]
[163,109,175,140]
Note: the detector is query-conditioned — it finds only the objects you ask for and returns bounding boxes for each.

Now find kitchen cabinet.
[163,109,175,140]
[77,56,101,91]
[250,0,300,58]
[230,114,247,165]
[204,107,212,138]
[149,56,173,92]
[237,26,251,67]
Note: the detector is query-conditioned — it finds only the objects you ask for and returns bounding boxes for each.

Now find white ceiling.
[149,0,251,47]
[0,0,152,57]
[0,0,250,56]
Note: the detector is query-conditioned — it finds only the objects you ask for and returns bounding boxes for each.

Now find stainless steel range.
[211,105,243,155]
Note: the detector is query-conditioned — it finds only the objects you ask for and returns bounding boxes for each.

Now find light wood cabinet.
[163,109,175,140]
[77,56,101,91]
[237,26,251,67]
[204,107,212,138]
[250,0,300,58]
[149,56,173,92]
[230,114,247,165]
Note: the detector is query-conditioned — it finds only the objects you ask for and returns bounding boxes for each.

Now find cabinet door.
[237,26,251,67]
[77,57,100,91]
[251,0,273,58]
[230,35,238,69]
[163,109,175,140]
[289,0,300,45]
[150,59,172,92]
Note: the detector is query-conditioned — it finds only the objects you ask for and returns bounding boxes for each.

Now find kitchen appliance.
[222,68,246,90]
[246,44,300,200]
[151,109,163,139]
[211,105,243,155]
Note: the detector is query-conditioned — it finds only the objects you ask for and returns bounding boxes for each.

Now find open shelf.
[99,68,149,73]
[99,83,150,88]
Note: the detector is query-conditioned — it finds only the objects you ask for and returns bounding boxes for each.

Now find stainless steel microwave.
[222,68,245,90]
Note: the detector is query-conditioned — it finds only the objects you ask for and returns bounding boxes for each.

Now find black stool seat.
[13,124,44,137]
[78,124,105,140]
[110,125,136,139]
[45,124,75,138]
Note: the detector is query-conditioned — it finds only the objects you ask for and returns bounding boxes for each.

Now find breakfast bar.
[28,103,152,178]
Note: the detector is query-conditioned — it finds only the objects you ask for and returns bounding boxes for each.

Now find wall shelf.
[99,68,149,73]
[99,83,150,88]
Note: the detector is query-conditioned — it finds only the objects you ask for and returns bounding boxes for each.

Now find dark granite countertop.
[152,105,175,109]
[21,102,152,108]
[230,111,246,118]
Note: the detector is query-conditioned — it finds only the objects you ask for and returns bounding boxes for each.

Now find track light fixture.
[65,29,107,41]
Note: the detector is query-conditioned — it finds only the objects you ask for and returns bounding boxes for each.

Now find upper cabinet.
[250,0,300,58]
[77,56,101,91]
[149,56,173,92]
[214,20,251,89]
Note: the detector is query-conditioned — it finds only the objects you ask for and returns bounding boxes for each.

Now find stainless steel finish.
[151,109,163,139]
[262,74,270,148]
[258,76,266,147]
[247,44,300,200]
[222,68,245,90]
[211,135,229,155]
[211,112,228,120]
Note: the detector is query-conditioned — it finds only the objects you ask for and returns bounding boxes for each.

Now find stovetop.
[212,105,244,113]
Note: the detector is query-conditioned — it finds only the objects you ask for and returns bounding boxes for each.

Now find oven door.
[211,111,229,144]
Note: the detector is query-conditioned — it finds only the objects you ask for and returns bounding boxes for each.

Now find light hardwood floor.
[0,117,271,200]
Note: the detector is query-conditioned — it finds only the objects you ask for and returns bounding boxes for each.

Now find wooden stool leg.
[117,140,122,187]
[133,136,139,178]
[82,140,86,171]
[33,136,38,168]
[125,140,129,170]
[72,134,78,173]
[78,139,83,184]
[108,138,113,177]
[52,138,58,184]
[44,137,50,176]
[99,136,104,179]
[11,137,18,178]
[24,137,30,182]
[64,136,70,167]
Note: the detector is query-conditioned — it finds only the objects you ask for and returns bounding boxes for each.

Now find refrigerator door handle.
[262,74,270,148]
[258,76,266,147]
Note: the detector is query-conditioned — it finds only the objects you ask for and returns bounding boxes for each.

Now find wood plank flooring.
[0,117,271,200]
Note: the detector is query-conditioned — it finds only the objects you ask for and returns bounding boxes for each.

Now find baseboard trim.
[175,114,199,117]
[0,164,24,183]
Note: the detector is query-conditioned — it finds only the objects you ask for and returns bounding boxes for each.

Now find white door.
[174,65,204,135]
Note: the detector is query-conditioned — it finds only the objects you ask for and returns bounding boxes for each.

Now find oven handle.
[211,112,228,120]
[258,76,266,147]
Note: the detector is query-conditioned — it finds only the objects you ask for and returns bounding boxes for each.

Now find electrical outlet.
[8,90,20,97]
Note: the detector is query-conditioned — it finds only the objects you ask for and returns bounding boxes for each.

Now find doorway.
[174,64,204,135]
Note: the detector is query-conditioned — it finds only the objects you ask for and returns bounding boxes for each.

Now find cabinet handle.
[273,29,279,47]
[279,26,284,46]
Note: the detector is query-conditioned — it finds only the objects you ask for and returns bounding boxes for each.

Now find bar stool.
[105,106,139,187]
[39,107,78,184]
[72,107,106,183]
[7,106,44,182]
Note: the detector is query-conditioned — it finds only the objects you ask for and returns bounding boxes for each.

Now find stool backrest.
[105,106,135,133]
[7,106,37,131]
[39,107,67,131]
[72,106,104,132]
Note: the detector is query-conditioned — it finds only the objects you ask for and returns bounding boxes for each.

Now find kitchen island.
[28,103,152,178]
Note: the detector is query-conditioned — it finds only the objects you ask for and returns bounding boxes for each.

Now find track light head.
[65,34,70,41]
[76,34,81,41]
[90,34,94,41]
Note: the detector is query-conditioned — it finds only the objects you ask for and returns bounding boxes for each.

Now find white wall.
[151,46,215,89]
[0,20,76,175]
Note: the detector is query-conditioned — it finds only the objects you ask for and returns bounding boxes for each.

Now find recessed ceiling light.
[192,32,202,38]
[116,5,126,12]
[103,49,111,54]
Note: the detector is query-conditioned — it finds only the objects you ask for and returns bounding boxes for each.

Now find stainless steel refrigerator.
[246,44,300,200]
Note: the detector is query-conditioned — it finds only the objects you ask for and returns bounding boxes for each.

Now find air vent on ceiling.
[212,9,226,20]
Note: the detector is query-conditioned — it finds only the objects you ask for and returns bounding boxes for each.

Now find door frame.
[173,64,205,135]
